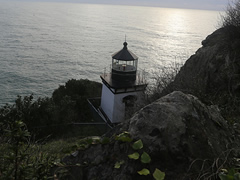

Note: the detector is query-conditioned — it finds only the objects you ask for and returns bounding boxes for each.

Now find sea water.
[0,1,222,106]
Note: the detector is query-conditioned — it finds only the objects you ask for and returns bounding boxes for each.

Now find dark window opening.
[122,95,137,107]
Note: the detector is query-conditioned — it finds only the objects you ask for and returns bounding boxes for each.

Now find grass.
[40,136,92,158]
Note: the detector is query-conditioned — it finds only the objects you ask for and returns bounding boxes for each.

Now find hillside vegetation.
[1,1,240,179]
[0,79,104,139]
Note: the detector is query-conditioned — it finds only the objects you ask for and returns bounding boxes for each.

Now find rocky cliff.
[163,26,240,121]
[166,26,240,97]
[60,26,240,180]
[61,91,238,180]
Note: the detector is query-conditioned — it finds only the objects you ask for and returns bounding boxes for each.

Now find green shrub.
[0,120,55,179]
[0,79,103,139]
[221,0,240,28]
[148,62,182,102]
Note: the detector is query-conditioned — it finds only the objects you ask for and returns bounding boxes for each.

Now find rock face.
[164,26,240,104]
[62,91,234,180]
[61,26,240,179]
[129,91,230,159]
[127,91,233,178]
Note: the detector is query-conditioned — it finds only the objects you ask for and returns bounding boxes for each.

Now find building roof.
[112,42,138,61]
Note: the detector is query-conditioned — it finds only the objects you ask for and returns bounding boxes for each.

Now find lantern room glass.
[112,59,138,72]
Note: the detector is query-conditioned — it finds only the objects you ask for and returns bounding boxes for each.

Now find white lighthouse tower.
[100,41,147,124]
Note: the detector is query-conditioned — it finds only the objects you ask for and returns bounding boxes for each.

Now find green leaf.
[141,152,151,164]
[114,162,121,169]
[115,132,132,142]
[114,160,125,169]
[128,152,140,160]
[101,137,110,144]
[132,139,143,150]
[137,168,150,176]
[153,168,165,180]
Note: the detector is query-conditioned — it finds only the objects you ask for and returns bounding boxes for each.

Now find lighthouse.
[99,41,147,124]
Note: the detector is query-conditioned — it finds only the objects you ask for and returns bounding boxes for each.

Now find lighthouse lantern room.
[100,41,147,124]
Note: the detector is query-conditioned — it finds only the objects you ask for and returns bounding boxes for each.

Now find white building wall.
[101,84,115,121]
[101,83,141,123]
[112,91,140,123]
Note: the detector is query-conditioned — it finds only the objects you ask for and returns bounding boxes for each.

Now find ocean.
[0,1,222,106]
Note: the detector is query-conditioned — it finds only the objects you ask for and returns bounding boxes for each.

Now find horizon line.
[1,0,227,11]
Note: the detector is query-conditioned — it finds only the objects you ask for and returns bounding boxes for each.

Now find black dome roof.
[112,42,138,61]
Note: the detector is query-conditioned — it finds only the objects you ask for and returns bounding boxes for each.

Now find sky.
[3,0,229,11]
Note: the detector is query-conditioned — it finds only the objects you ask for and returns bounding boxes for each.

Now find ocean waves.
[0,2,221,106]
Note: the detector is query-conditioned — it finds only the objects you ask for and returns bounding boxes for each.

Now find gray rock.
[61,91,236,180]
[164,26,240,103]
[128,91,232,162]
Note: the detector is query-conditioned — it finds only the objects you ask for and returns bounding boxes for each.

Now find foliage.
[52,79,102,123]
[0,79,103,178]
[141,152,151,164]
[153,168,166,180]
[221,0,240,28]
[115,134,165,179]
[138,168,150,176]
[0,119,107,180]
[149,62,182,102]
[114,160,125,169]
[0,95,57,138]
[0,120,55,180]
[132,139,143,150]
[0,79,103,139]
[115,131,133,142]
[219,168,240,180]
[128,152,140,160]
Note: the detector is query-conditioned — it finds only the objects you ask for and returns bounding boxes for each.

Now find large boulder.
[61,91,236,180]
[164,26,240,105]
[127,91,235,178]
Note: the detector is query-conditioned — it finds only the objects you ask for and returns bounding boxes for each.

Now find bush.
[0,79,103,139]
[0,120,55,179]
[221,0,240,27]
[148,62,182,102]
[52,79,102,122]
